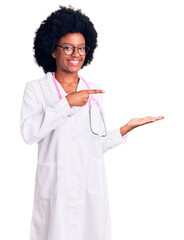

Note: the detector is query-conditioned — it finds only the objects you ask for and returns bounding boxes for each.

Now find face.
[52,32,86,74]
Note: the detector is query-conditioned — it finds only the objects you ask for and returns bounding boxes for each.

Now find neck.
[55,70,79,84]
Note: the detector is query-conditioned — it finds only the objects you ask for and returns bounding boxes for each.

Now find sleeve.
[98,94,128,154]
[100,128,127,154]
[20,82,75,145]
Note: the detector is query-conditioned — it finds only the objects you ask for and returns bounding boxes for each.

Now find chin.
[68,66,82,73]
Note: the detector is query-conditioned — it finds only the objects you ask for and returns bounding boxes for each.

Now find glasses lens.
[78,46,89,56]
[90,101,106,136]
[78,47,85,56]
[63,46,73,55]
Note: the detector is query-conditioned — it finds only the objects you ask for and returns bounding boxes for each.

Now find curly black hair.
[33,6,98,73]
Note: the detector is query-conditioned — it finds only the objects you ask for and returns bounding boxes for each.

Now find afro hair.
[33,6,98,73]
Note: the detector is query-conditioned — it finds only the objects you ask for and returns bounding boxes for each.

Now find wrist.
[120,123,133,136]
[66,95,73,107]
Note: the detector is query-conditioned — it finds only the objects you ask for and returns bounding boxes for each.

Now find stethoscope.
[52,72,107,137]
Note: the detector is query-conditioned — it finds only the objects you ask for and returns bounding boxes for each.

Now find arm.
[20,82,75,145]
[98,96,164,154]
[100,127,128,154]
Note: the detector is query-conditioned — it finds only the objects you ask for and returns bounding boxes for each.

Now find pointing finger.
[87,89,105,94]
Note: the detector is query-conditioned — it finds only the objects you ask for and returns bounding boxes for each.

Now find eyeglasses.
[56,44,90,56]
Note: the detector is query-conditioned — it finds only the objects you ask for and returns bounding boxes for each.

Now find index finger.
[86,89,105,94]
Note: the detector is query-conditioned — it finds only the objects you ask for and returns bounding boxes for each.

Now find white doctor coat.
[20,72,127,240]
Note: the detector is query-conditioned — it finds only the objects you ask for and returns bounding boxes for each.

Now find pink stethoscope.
[52,72,107,137]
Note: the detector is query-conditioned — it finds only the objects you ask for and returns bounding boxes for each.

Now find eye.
[64,46,72,50]
[79,47,85,51]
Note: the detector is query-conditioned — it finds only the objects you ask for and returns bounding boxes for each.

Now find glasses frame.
[56,44,90,56]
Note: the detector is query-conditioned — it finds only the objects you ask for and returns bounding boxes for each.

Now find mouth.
[67,60,81,66]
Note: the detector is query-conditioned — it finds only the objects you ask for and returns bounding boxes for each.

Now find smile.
[68,60,80,66]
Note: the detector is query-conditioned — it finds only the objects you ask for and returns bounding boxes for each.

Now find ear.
[52,51,56,58]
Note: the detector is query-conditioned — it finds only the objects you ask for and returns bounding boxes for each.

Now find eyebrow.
[61,43,85,46]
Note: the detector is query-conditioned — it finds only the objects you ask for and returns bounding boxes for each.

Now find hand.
[120,116,165,136]
[66,89,105,107]
[127,116,165,130]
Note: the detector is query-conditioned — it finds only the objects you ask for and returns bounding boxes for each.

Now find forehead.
[58,33,85,45]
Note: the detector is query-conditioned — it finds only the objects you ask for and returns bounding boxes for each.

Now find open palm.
[128,116,165,129]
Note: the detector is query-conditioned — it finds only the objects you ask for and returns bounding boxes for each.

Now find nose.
[72,47,80,56]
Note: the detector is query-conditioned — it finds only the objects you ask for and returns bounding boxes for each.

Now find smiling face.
[52,32,86,74]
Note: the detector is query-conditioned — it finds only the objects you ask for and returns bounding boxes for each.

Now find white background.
[0,0,184,239]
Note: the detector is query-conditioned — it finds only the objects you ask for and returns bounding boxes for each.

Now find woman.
[20,6,164,240]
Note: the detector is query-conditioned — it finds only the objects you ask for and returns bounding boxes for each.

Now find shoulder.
[22,73,53,103]
[26,72,52,88]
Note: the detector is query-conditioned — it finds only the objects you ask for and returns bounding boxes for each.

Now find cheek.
[81,56,86,64]
[56,53,67,65]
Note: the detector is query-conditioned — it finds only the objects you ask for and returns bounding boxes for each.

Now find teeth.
[70,61,79,63]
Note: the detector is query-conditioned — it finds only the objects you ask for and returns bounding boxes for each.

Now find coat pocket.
[35,162,57,200]
[86,157,105,195]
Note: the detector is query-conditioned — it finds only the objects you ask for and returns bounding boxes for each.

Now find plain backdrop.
[0,0,183,239]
